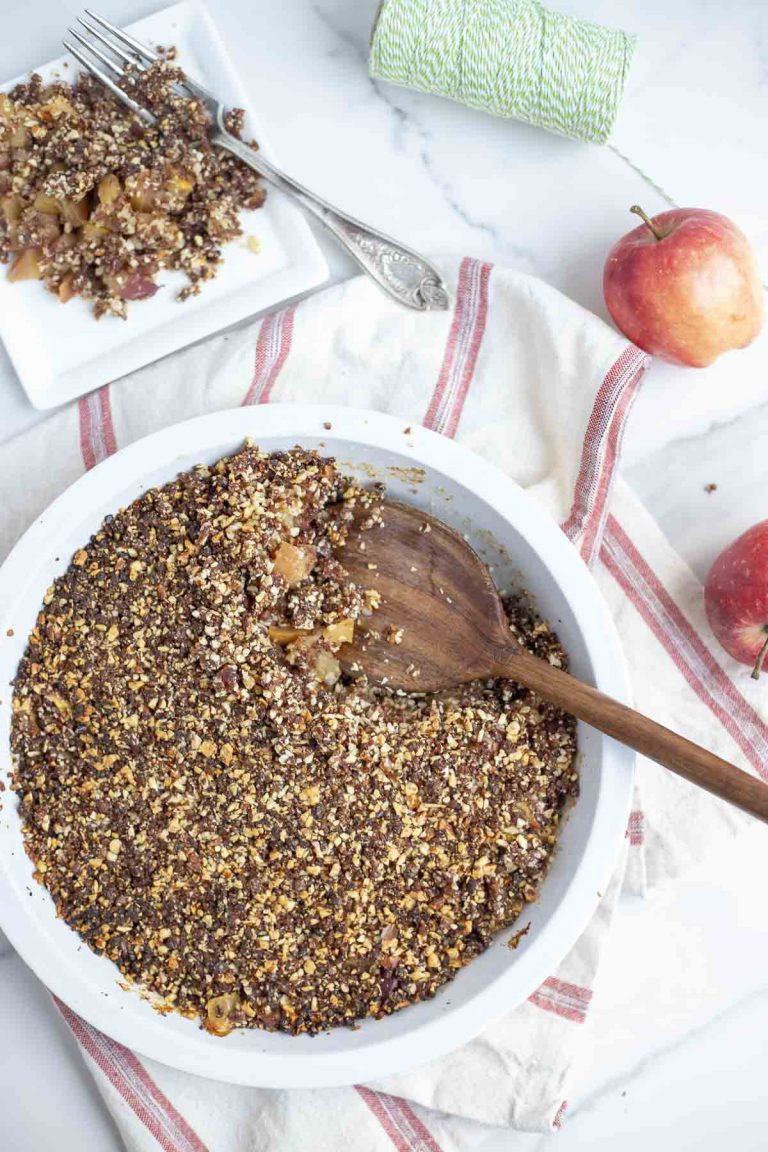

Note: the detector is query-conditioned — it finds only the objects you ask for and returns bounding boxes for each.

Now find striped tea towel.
[0,256,759,1149]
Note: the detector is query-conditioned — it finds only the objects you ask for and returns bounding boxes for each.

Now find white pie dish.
[0,404,633,1088]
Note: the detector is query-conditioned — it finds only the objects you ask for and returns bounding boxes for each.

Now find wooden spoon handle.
[497,646,768,823]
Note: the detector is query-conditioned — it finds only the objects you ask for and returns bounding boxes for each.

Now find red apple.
[705,522,768,678]
[604,206,764,367]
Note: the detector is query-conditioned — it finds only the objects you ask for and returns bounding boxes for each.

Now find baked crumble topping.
[11,446,577,1035]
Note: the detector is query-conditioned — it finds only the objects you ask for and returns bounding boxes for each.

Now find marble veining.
[313,0,517,256]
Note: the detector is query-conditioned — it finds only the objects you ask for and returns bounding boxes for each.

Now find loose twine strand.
[370,0,636,145]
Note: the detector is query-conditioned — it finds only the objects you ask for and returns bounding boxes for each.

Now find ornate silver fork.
[63,11,450,312]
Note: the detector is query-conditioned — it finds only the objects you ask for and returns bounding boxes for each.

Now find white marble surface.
[1,1,767,1149]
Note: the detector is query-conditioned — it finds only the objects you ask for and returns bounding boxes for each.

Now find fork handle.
[215,131,450,312]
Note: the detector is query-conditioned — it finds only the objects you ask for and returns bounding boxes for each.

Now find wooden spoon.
[337,501,768,823]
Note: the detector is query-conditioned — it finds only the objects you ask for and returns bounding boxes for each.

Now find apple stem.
[630,204,664,241]
[751,630,768,680]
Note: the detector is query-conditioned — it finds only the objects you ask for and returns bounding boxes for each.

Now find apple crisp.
[0,57,265,317]
[10,446,577,1036]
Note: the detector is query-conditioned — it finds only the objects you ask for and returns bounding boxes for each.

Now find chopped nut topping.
[10,445,577,1036]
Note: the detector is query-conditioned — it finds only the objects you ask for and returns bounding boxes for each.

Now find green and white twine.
[370,0,636,145]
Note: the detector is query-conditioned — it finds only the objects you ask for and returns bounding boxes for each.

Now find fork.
[63,11,450,312]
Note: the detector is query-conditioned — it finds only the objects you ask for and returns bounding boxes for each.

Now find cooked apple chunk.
[272,542,317,586]
[8,248,42,281]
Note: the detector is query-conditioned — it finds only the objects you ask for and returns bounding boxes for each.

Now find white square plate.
[0,1,329,409]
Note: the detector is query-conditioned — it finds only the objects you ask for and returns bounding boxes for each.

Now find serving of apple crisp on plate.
[1,58,266,318]
[0,3,327,409]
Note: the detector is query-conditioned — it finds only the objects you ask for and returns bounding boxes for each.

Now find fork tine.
[84,7,218,111]
[77,15,136,66]
[68,28,125,81]
[77,9,218,121]
[84,10,158,64]
[63,39,155,125]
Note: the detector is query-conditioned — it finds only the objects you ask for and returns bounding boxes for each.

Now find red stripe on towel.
[529,976,593,1023]
[578,358,645,567]
[628,809,645,846]
[78,385,117,470]
[424,257,491,438]
[388,1097,444,1152]
[601,515,768,780]
[356,1087,444,1152]
[242,304,297,406]
[356,1087,412,1152]
[55,999,209,1152]
[561,345,647,567]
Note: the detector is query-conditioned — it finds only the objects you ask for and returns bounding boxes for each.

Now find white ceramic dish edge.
[0,405,634,1087]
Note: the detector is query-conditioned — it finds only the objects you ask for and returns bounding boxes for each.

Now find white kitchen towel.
[1,257,762,1149]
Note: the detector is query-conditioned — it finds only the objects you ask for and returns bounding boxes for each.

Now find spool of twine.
[370,0,636,145]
